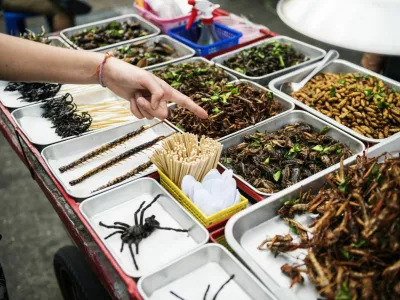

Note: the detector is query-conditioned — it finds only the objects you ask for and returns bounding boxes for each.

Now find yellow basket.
[158,170,248,227]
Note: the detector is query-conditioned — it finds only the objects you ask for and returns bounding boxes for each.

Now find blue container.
[168,21,242,56]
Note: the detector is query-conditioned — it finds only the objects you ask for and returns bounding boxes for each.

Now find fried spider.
[170,274,235,300]
[99,194,188,270]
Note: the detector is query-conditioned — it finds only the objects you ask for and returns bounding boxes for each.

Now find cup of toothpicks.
[150,133,223,187]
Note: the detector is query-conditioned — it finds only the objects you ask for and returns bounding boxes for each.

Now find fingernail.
[137,98,146,106]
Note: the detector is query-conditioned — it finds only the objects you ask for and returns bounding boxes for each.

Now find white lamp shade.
[277,0,400,55]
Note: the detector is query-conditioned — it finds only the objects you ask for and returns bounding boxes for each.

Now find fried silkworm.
[69,135,169,186]
[59,121,162,173]
[91,161,153,193]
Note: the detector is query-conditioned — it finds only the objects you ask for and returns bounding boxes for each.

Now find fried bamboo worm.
[91,161,153,193]
[59,121,162,173]
[69,134,171,186]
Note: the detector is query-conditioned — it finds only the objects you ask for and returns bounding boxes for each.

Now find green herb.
[340,249,351,260]
[329,87,336,97]
[212,107,221,114]
[351,239,366,249]
[335,282,351,300]
[322,147,331,154]
[338,177,349,193]
[284,198,300,206]
[210,95,220,102]
[337,148,342,154]
[201,97,209,102]
[258,52,265,59]
[221,92,231,105]
[312,145,323,152]
[231,87,239,95]
[278,55,285,67]
[285,143,302,158]
[234,67,246,74]
[176,123,185,131]
[171,82,181,88]
[337,78,347,86]
[288,223,299,235]
[376,101,391,109]
[273,170,281,182]
[224,157,232,164]
[320,125,330,134]
[213,85,221,93]
[264,157,270,164]
[250,141,261,148]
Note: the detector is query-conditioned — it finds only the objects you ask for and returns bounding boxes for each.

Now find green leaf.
[312,145,324,152]
[234,67,246,74]
[212,107,221,114]
[338,177,349,193]
[376,101,391,109]
[337,78,347,86]
[320,125,330,134]
[292,143,301,152]
[231,87,239,95]
[285,143,302,158]
[273,170,281,182]
[213,85,222,93]
[330,87,336,97]
[336,148,342,154]
[278,55,285,67]
[322,147,331,154]
[264,157,270,164]
[258,52,265,59]
[335,282,351,300]
[284,198,300,206]
[201,97,209,102]
[224,157,232,164]
[288,223,299,235]
[171,82,181,88]
[340,249,351,260]
[351,239,366,249]
[364,89,373,96]
[250,141,261,148]
[206,80,214,86]
[210,95,220,102]
[176,123,185,131]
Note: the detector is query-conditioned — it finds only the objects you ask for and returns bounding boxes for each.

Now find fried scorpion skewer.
[59,121,162,173]
[69,134,174,186]
[91,161,153,193]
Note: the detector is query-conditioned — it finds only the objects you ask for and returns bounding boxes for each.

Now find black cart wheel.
[54,246,111,300]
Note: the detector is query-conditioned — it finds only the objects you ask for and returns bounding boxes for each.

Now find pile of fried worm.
[270,154,400,299]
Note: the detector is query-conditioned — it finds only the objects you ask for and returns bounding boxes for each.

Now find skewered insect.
[99,194,188,270]
[59,121,162,173]
[5,82,62,102]
[70,134,172,186]
[91,161,153,193]
[281,264,305,288]
[170,274,235,300]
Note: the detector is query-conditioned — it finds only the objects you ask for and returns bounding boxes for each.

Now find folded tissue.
[181,169,240,216]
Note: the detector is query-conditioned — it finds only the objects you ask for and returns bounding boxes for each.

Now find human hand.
[102,57,208,120]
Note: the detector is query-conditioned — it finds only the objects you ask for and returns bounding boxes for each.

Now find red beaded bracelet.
[96,53,112,87]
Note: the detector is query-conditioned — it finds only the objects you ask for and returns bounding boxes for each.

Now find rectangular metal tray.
[149,56,238,82]
[48,36,73,48]
[164,79,295,142]
[0,81,99,109]
[211,36,326,86]
[98,35,195,70]
[225,134,400,300]
[138,244,276,300]
[268,59,400,144]
[79,178,209,278]
[60,14,160,51]
[41,119,176,199]
[219,110,365,197]
[12,87,136,147]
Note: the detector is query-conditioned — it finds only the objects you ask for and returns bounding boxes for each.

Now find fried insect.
[99,194,188,270]
[70,135,170,186]
[20,26,51,44]
[5,82,62,102]
[59,121,162,173]
[261,154,400,299]
[221,122,353,194]
[91,161,153,193]
[170,275,235,300]
[169,82,282,139]
[70,21,150,50]
[281,264,305,288]
[152,61,232,97]
[41,93,92,138]
[223,41,307,76]
[112,41,178,68]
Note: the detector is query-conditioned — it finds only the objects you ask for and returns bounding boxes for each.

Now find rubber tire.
[53,246,111,300]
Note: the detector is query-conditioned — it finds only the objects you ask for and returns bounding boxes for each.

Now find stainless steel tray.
[211,36,326,86]
[80,178,209,278]
[41,119,176,199]
[48,36,73,48]
[219,110,365,197]
[98,35,195,70]
[149,56,238,82]
[164,79,295,142]
[138,244,276,300]
[268,59,400,144]
[12,87,135,146]
[60,14,160,51]
[225,134,400,300]
[0,81,99,109]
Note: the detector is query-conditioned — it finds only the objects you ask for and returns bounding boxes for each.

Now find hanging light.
[277,0,400,55]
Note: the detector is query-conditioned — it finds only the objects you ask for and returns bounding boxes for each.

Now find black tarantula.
[99,194,189,270]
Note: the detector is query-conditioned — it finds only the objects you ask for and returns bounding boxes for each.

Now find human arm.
[0,33,207,120]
